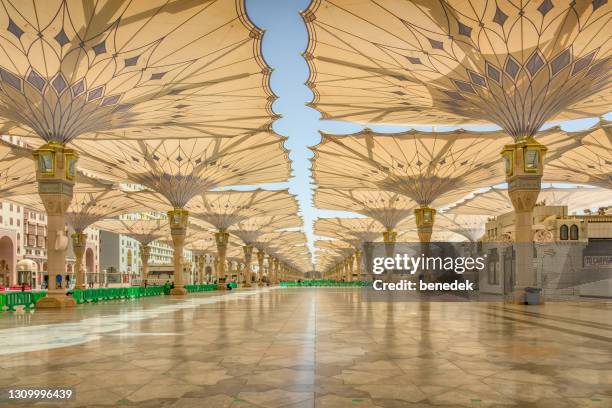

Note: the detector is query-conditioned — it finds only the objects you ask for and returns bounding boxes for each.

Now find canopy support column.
[197,254,205,284]
[354,250,362,281]
[140,244,151,282]
[34,142,77,308]
[71,232,87,290]
[168,208,188,295]
[257,250,265,287]
[242,245,253,287]
[501,137,547,304]
[215,230,229,289]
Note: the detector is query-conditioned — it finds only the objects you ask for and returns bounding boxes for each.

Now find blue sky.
[245,0,611,260]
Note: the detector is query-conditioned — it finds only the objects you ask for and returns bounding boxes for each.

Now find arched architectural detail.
[570,225,579,241]
[560,225,569,240]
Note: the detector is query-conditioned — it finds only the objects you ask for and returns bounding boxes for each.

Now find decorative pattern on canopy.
[72,133,291,208]
[313,188,416,229]
[447,186,612,216]
[92,218,168,245]
[188,189,299,230]
[0,0,276,143]
[545,120,612,188]
[311,127,591,209]
[8,174,150,232]
[434,214,489,242]
[231,213,304,244]
[314,217,384,248]
[303,0,611,137]
[0,139,36,198]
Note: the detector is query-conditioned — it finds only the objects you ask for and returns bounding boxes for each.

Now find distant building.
[480,205,612,299]
[0,202,100,288]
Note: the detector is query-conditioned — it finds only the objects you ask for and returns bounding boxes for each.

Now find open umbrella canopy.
[311,127,584,209]
[303,0,611,137]
[314,217,384,248]
[72,133,291,208]
[0,0,276,143]
[313,188,417,230]
[545,120,612,188]
[92,218,168,245]
[447,186,612,216]
[230,213,304,244]
[0,138,37,198]
[188,189,299,230]
[8,173,150,232]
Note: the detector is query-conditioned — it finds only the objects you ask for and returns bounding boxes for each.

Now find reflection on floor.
[0,288,611,407]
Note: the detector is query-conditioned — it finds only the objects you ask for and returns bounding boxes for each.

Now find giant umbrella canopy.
[186,188,299,286]
[312,129,533,243]
[0,139,37,198]
[545,120,612,189]
[314,217,384,278]
[303,0,612,298]
[447,186,612,216]
[9,174,151,289]
[70,133,291,293]
[93,218,168,281]
[231,213,304,283]
[0,0,278,303]
[313,188,417,242]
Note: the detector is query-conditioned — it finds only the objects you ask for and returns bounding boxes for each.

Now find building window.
[560,225,569,240]
[570,225,579,240]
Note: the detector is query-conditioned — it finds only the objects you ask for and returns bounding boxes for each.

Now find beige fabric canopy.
[313,188,417,229]
[545,120,612,188]
[185,237,217,255]
[92,218,168,245]
[188,189,299,230]
[0,139,37,198]
[71,133,291,208]
[311,127,593,210]
[231,213,304,244]
[303,0,611,137]
[0,0,276,143]
[314,217,384,248]
[433,214,489,242]
[447,186,612,216]
[312,129,511,207]
[8,174,151,232]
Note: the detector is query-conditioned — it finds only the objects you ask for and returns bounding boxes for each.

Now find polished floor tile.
[0,288,610,407]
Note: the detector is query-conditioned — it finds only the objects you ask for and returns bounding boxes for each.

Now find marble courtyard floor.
[0,288,610,408]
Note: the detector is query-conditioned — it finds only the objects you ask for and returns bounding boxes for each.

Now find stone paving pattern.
[0,288,611,407]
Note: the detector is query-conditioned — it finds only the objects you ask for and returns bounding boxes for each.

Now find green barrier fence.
[71,286,173,304]
[0,283,217,311]
[280,280,371,287]
[0,291,47,311]
[184,284,218,293]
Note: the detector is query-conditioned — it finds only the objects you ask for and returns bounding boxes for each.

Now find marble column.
[501,137,547,303]
[33,142,77,308]
[71,232,87,290]
[273,257,280,285]
[267,255,274,284]
[215,230,229,288]
[383,227,397,259]
[168,208,188,295]
[355,250,362,281]
[347,255,354,282]
[363,242,374,280]
[242,245,253,287]
[257,250,265,286]
[140,244,151,281]
[414,206,436,244]
[197,254,205,284]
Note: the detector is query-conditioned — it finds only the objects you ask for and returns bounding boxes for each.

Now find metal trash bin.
[524,287,542,305]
